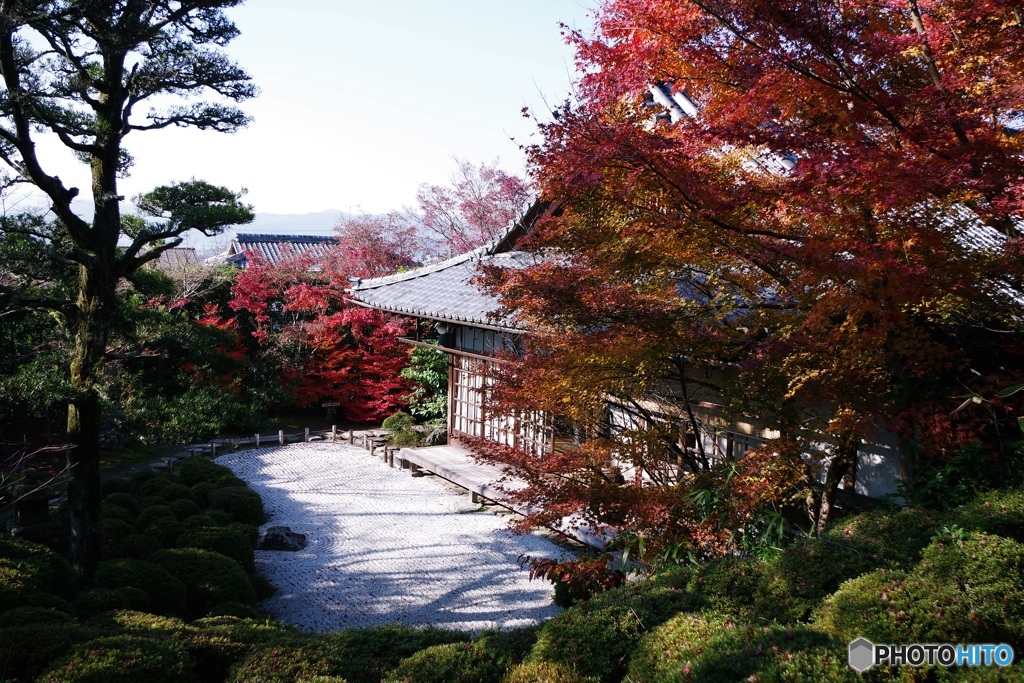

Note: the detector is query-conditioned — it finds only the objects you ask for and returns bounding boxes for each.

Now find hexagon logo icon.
[848,638,875,672]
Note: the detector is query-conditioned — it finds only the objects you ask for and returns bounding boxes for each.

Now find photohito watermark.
[848,638,1015,672]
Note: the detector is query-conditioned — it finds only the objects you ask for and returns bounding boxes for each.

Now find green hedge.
[187,615,301,682]
[384,630,537,683]
[229,626,469,683]
[817,533,1024,647]
[178,458,244,488]
[0,535,77,609]
[0,619,89,682]
[84,610,196,640]
[150,548,256,620]
[40,635,199,683]
[95,558,188,617]
[528,570,700,683]
[176,525,255,572]
[72,586,149,619]
[950,489,1024,543]
[626,613,858,683]
[209,485,265,525]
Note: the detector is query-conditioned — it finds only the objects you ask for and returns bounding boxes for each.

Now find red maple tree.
[476,0,1024,550]
[230,250,412,423]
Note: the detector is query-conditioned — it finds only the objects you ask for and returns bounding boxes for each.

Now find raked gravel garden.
[215,442,566,632]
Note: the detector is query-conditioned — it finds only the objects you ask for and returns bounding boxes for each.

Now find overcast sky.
[13,1,593,218]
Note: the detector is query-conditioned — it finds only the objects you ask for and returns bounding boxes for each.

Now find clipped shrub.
[180,512,219,533]
[205,600,263,619]
[528,576,700,683]
[179,458,243,488]
[752,535,879,623]
[72,586,148,620]
[104,533,161,560]
[190,480,217,508]
[0,605,75,628]
[818,533,1024,646]
[384,641,509,683]
[626,612,858,683]
[84,610,195,640]
[100,477,136,497]
[953,665,1024,682]
[503,661,596,683]
[913,532,1024,644]
[232,522,260,548]
[170,497,203,520]
[824,506,946,566]
[230,626,469,683]
[135,504,175,531]
[101,493,139,515]
[40,635,198,683]
[189,615,301,683]
[151,548,256,619]
[138,475,175,497]
[688,556,764,618]
[99,517,135,549]
[383,411,422,447]
[140,495,167,509]
[209,485,265,525]
[0,619,89,682]
[131,468,161,486]
[249,570,276,600]
[160,482,195,503]
[951,488,1024,542]
[385,631,541,683]
[0,535,77,607]
[176,525,255,571]
[815,568,917,643]
[95,558,188,617]
[382,411,415,431]
[142,516,184,547]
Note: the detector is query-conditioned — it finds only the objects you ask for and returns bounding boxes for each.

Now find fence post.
[304,427,310,443]
[331,425,337,442]
[210,442,217,458]
[279,430,284,446]
[255,433,260,448]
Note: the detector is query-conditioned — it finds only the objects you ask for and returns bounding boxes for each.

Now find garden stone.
[426,427,447,446]
[257,526,307,551]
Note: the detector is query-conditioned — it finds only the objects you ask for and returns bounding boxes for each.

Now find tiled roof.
[228,233,337,267]
[348,201,551,330]
[349,249,538,331]
[153,247,199,269]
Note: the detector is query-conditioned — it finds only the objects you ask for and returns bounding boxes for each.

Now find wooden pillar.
[278,430,284,446]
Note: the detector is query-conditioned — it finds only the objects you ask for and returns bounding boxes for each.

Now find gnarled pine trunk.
[66,260,115,587]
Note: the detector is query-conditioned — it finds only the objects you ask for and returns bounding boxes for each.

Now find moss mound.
[40,635,198,683]
[627,613,855,683]
[150,548,256,619]
[528,569,699,683]
[94,558,188,617]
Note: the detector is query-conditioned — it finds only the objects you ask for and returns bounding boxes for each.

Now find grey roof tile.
[349,250,538,330]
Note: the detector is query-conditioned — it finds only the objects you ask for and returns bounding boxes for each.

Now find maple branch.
[905,0,970,147]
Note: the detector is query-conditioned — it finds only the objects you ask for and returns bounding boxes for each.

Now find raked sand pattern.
[216,443,566,632]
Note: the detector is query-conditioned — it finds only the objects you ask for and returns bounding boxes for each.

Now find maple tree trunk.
[814,430,860,534]
[66,263,114,587]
